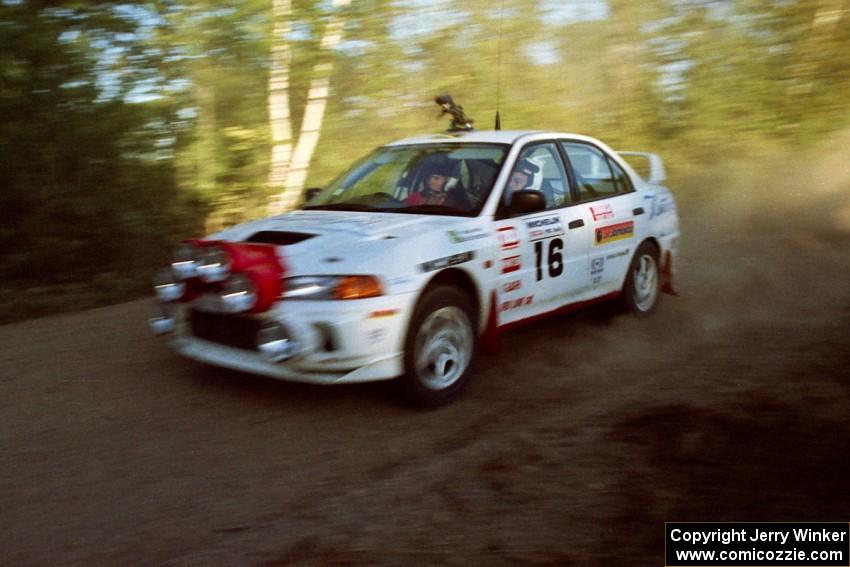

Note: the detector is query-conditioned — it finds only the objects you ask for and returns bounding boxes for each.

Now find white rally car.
[151,129,679,406]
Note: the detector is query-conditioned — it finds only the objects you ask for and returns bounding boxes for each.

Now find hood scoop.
[244,231,316,246]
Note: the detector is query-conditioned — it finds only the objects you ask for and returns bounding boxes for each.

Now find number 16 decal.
[534,238,564,281]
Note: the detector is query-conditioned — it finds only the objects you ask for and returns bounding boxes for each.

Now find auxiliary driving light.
[219,273,257,313]
[148,302,176,335]
[195,245,231,283]
[154,269,186,303]
[257,324,299,362]
[170,242,200,280]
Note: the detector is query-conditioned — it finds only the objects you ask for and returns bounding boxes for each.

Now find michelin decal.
[525,215,564,241]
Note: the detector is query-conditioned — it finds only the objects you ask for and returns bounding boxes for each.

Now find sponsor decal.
[419,251,475,272]
[387,276,412,286]
[497,226,519,250]
[366,328,386,344]
[447,227,488,243]
[594,221,634,246]
[591,256,605,284]
[525,214,565,241]
[605,248,630,260]
[500,295,534,312]
[590,203,614,221]
[501,255,521,274]
[502,279,521,293]
[643,193,675,219]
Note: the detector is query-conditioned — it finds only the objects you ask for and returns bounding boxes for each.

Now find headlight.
[282,276,337,300]
[282,275,383,300]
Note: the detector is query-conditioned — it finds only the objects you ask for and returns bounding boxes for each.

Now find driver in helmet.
[406,156,467,208]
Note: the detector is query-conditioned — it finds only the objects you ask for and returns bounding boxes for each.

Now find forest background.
[2,0,848,322]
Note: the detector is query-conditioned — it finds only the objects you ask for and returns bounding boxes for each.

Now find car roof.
[383,129,603,147]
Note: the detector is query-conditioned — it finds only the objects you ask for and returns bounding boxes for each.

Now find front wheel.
[401,286,476,407]
[622,242,661,315]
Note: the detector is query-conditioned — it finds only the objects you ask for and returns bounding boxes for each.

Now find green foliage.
[0,2,201,289]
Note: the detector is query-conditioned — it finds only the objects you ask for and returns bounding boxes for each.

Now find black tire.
[621,241,661,315]
[400,286,477,407]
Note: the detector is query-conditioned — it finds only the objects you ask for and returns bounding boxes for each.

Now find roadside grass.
[0,272,153,325]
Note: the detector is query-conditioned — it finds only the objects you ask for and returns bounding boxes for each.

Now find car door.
[491,141,592,324]
[560,141,641,296]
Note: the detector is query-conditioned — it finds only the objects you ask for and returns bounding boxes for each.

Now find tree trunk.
[269,0,351,214]
[196,73,219,234]
[267,0,294,213]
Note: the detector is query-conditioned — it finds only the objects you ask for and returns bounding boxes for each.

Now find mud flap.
[661,251,679,296]
[480,291,502,354]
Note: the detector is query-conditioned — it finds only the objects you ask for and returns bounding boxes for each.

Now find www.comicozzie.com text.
[670,527,848,546]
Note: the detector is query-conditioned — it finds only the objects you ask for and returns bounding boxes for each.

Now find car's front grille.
[189,309,260,351]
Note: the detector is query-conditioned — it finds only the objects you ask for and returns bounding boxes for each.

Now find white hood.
[212,210,486,277]
[217,210,468,241]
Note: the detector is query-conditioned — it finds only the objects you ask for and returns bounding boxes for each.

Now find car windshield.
[302,143,509,216]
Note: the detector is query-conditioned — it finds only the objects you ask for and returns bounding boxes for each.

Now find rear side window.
[561,142,631,201]
[608,157,633,193]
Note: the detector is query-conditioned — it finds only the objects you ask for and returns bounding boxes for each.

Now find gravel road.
[2,158,849,566]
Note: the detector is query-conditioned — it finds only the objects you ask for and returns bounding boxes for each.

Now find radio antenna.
[494,0,505,130]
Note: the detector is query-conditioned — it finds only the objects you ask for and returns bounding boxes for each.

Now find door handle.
[633,207,645,216]
[568,219,584,229]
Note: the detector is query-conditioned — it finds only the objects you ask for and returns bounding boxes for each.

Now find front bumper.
[172,336,404,384]
[156,293,417,384]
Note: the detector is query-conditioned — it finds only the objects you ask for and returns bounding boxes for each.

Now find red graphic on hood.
[188,239,286,313]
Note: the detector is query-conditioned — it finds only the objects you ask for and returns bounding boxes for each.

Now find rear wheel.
[622,242,660,314]
[401,286,476,407]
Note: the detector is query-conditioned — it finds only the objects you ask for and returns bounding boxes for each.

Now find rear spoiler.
[617,151,667,184]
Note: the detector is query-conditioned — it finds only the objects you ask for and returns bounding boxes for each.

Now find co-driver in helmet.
[504,159,539,205]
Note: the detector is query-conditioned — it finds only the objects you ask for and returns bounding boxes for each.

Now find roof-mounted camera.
[435,95,474,132]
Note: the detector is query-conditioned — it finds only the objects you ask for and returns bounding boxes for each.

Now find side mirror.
[303,187,322,202]
[509,190,546,215]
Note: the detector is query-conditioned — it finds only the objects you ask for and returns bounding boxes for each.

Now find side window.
[561,142,620,201]
[504,142,571,212]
